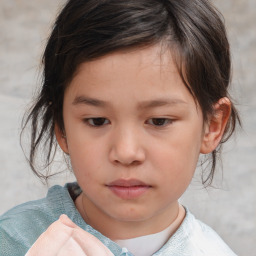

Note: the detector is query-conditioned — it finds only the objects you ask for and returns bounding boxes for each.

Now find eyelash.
[146,118,173,127]
[83,118,110,127]
[83,117,173,127]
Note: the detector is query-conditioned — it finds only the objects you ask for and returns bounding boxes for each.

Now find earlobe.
[200,97,231,154]
[54,124,69,154]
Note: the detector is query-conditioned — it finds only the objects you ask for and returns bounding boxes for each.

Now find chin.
[109,206,153,222]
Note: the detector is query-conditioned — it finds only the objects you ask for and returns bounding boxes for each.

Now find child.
[0,0,240,255]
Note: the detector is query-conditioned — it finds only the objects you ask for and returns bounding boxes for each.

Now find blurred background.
[0,0,255,255]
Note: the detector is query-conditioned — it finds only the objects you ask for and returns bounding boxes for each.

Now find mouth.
[106,179,152,199]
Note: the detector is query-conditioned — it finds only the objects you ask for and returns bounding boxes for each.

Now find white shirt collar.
[115,204,185,256]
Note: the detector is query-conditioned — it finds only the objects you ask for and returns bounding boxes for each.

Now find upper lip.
[107,179,150,187]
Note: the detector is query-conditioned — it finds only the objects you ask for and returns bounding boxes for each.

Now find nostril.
[109,136,146,165]
[113,159,141,166]
[130,160,141,166]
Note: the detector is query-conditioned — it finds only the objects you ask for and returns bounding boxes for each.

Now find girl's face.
[58,44,207,237]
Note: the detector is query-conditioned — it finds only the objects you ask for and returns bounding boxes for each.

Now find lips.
[106,179,151,199]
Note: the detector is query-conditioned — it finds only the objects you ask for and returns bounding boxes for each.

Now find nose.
[109,127,146,166]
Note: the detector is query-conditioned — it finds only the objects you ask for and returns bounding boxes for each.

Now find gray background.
[0,0,255,255]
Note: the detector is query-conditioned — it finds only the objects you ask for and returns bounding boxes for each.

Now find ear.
[55,124,69,154]
[200,97,231,154]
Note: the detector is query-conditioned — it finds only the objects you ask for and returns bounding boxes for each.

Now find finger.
[59,215,113,256]
[59,214,77,228]
[27,215,113,256]
[56,237,87,256]
[26,216,74,256]
[72,229,114,256]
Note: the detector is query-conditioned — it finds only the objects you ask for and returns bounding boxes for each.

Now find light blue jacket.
[0,183,237,256]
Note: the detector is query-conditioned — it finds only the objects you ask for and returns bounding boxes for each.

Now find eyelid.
[82,117,174,128]
[146,118,174,127]
[83,117,110,127]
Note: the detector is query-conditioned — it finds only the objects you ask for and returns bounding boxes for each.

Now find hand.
[25,214,114,256]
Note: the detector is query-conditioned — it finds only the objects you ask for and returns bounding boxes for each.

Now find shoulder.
[187,211,237,256]
[0,183,79,256]
[156,207,237,256]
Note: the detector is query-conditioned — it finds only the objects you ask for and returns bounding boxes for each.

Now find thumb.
[59,214,114,256]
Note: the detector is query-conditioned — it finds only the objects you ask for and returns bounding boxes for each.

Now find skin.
[56,44,231,239]
[27,44,230,254]
[26,215,113,256]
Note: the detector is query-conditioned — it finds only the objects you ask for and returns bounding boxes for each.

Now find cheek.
[152,133,201,169]
[151,132,201,188]
[67,138,105,181]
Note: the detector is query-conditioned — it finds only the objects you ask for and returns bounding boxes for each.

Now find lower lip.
[108,185,151,199]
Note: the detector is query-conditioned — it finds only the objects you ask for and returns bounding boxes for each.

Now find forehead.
[76,45,173,73]
[65,44,197,109]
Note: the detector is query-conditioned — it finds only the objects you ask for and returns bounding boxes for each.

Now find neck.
[75,193,184,240]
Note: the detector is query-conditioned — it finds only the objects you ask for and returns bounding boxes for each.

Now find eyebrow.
[72,96,107,107]
[137,98,187,109]
[72,95,187,109]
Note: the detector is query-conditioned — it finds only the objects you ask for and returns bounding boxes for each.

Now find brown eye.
[84,118,110,127]
[147,118,172,126]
